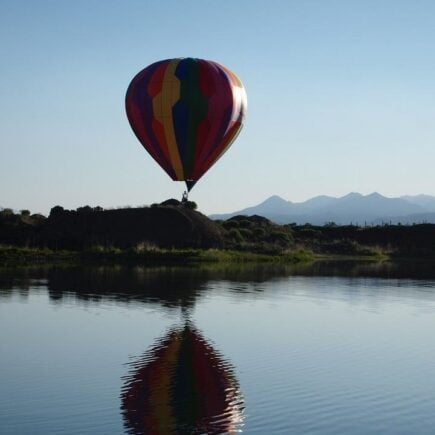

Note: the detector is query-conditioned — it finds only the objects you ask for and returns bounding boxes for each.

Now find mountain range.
[210,193,435,225]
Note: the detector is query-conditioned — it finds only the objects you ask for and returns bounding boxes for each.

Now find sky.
[1,0,435,216]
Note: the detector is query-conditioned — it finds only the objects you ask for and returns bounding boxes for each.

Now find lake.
[1,261,435,434]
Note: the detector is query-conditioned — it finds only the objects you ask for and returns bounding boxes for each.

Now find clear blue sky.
[1,0,435,215]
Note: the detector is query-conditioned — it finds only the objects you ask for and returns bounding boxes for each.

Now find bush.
[222,220,239,229]
[237,219,254,229]
[268,230,293,245]
[76,206,93,214]
[49,206,65,217]
[228,228,243,243]
[0,208,14,216]
[184,201,197,210]
[238,228,253,239]
[253,227,266,238]
[160,198,180,207]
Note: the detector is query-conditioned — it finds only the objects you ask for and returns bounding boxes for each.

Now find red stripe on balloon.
[194,118,210,165]
[199,120,243,176]
[191,339,229,416]
[198,59,216,97]
[192,62,234,179]
[147,62,167,97]
[126,102,173,177]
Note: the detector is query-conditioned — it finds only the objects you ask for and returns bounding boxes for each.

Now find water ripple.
[120,322,244,434]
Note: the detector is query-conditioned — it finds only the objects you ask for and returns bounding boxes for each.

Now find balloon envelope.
[125,58,247,191]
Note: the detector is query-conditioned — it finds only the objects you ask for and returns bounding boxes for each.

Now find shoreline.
[0,245,392,268]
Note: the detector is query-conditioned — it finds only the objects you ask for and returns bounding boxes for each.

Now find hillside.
[2,203,435,260]
[0,203,225,250]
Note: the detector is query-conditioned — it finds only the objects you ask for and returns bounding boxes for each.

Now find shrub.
[76,206,93,214]
[237,219,254,229]
[228,228,243,243]
[222,220,239,229]
[238,228,253,239]
[184,201,197,210]
[0,208,14,216]
[253,227,266,238]
[49,206,64,217]
[268,230,293,245]
[160,198,180,207]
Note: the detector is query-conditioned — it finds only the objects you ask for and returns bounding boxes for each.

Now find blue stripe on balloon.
[174,58,190,80]
[172,100,188,165]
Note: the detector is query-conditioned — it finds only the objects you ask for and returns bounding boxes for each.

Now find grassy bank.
[0,246,78,266]
[0,245,315,267]
[4,205,435,261]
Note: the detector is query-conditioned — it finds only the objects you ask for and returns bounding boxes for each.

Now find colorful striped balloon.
[125,58,247,191]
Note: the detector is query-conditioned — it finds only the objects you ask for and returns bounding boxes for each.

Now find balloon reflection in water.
[121,322,244,434]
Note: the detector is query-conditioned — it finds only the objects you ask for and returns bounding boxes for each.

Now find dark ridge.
[0,203,224,250]
[2,205,435,258]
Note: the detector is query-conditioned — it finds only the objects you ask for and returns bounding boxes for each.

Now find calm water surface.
[1,262,435,434]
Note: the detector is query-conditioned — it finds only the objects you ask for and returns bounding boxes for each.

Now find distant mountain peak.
[342,192,363,199]
[263,195,288,203]
[256,195,292,207]
[366,192,385,198]
[209,191,435,224]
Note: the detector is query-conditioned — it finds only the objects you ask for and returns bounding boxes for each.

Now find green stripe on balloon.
[177,59,208,178]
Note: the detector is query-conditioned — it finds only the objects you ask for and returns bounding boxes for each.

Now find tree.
[76,206,93,214]
[184,201,197,210]
[49,205,65,218]
[0,208,14,216]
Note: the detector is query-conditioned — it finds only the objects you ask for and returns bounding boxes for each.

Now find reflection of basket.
[121,323,244,434]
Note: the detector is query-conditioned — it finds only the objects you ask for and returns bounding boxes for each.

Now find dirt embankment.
[0,205,225,250]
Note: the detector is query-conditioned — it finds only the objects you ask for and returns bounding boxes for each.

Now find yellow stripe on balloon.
[153,59,184,180]
[148,331,182,432]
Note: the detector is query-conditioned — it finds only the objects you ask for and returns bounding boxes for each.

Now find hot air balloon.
[125,58,247,197]
[121,322,244,434]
